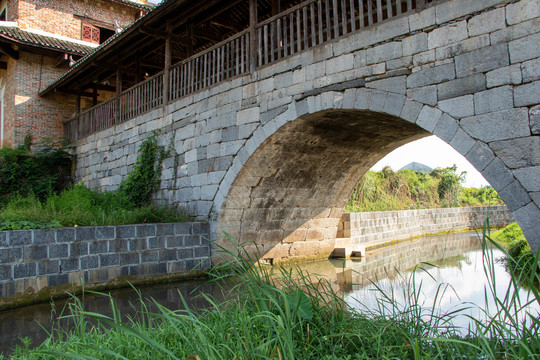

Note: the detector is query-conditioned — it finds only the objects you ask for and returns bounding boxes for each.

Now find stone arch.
[215,88,539,263]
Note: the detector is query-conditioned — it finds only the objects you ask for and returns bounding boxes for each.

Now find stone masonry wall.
[340,206,514,245]
[73,0,540,260]
[0,222,211,299]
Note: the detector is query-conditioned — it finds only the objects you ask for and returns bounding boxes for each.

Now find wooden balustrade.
[66,0,444,141]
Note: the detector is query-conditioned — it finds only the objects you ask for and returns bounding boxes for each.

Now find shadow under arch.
[214,87,539,264]
[215,108,430,263]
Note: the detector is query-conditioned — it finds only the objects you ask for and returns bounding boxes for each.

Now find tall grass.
[8,230,540,359]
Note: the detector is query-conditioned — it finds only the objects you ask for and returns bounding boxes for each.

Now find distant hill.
[400,162,433,173]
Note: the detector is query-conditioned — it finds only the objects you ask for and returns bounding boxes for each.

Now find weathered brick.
[24,245,48,261]
[13,263,36,279]
[428,21,468,49]
[76,227,95,242]
[136,224,156,238]
[468,7,505,37]
[509,33,540,64]
[486,65,522,88]
[506,0,540,25]
[96,227,115,240]
[522,58,540,83]
[80,255,99,270]
[60,258,79,272]
[38,260,60,276]
[100,254,120,267]
[116,225,136,239]
[10,230,32,246]
[34,229,56,244]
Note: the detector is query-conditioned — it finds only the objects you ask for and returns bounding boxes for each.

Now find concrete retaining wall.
[0,222,210,299]
[340,206,514,245]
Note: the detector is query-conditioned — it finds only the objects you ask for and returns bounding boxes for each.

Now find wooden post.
[115,65,122,124]
[76,85,81,115]
[164,22,172,106]
[416,0,426,10]
[92,86,98,106]
[249,0,258,73]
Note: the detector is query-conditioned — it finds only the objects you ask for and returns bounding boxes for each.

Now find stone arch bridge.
[73,0,540,263]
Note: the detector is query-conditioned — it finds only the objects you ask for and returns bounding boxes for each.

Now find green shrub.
[0,137,73,205]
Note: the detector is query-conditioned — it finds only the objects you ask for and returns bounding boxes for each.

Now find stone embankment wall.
[339,206,514,245]
[0,222,210,299]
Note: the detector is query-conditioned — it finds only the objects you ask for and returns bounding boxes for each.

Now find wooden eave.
[41,0,303,98]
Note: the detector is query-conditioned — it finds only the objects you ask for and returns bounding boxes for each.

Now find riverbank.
[8,232,540,359]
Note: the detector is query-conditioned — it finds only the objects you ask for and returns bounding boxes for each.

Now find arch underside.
[216,110,429,262]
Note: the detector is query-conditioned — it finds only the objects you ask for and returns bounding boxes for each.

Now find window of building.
[81,21,116,44]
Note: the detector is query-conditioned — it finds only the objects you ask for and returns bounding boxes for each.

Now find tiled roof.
[0,23,96,55]
[106,0,155,10]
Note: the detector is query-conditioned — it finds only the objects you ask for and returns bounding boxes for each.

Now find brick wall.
[0,222,211,300]
[2,52,75,146]
[15,0,141,42]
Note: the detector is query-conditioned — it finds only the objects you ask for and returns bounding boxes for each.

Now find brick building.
[0,0,152,147]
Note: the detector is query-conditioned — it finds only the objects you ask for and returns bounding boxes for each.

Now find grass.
[6,226,540,359]
[0,184,192,230]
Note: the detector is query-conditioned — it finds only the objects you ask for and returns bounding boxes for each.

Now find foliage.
[9,230,540,359]
[0,136,73,206]
[0,135,190,229]
[346,166,502,212]
[492,223,539,283]
[118,134,170,207]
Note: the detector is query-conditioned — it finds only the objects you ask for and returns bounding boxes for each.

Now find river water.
[1,231,538,355]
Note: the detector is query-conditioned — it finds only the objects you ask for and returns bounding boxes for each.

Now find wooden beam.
[272,0,281,15]
[139,26,190,46]
[163,22,172,106]
[210,19,244,32]
[249,0,258,73]
[0,43,19,60]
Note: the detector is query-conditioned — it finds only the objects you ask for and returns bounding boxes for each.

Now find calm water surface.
[1,231,538,354]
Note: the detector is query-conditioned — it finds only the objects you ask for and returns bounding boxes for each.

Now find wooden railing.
[169,30,250,103]
[66,0,443,140]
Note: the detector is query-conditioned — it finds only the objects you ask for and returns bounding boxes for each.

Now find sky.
[370,136,489,188]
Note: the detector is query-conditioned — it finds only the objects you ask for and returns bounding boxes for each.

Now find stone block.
[400,99,424,123]
[194,246,210,258]
[10,230,32,246]
[61,258,79,272]
[38,260,59,276]
[403,32,428,57]
[438,95,474,119]
[33,229,56,244]
[366,76,406,94]
[486,65,522,88]
[461,108,530,143]
[386,56,413,71]
[428,21,468,50]
[0,232,6,247]
[159,249,177,262]
[326,54,354,74]
[383,93,406,117]
[0,265,11,281]
[366,42,402,65]
[136,224,156,238]
[509,33,540,64]
[435,35,491,62]
[466,142,495,172]
[48,274,69,288]
[506,0,540,25]
[236,107,260,125]
[185,235,201,246]
[514,166,540,192]
[450,129,476,156]
[474,86,514,115]
[499,180,532,211]
[435,0,503,24]
[531,105,540,135]
[174,222,192,235]
[522,58,540,83]
[437,74,486,101]
[409,7,435,32]
[407,63,455,89]
[70,242,88,256]
[406,85,437,106]
[89,240,108,255]
[490,137,540,169]
[514,81,540,107]
[24,245,47,261]
[454,44,509,78]
[468,7,506,37]
[178,248,194,259]
[416,106,442,132]
[412,50,435,67]
[76,227,95,242]
[99,254,120,267]
[433,113,459,144]
[120,253,139,266]
[13,263,36,279]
